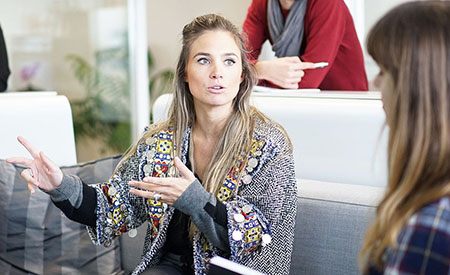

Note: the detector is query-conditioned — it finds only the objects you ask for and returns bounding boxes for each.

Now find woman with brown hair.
[7,14,297,275]
[360,1,450,274]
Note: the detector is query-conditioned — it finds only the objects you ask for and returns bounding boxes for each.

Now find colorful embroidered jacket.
[86,115,297,275]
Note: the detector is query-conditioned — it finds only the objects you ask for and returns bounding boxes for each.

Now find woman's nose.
[211,73,223,79]
[210,64,223,79]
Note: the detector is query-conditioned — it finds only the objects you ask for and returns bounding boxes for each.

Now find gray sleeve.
[45,174,83,208]
[173,179,230,252]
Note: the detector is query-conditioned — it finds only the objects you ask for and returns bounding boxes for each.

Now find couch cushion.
[0,156,123,274]
[290,179,384,275]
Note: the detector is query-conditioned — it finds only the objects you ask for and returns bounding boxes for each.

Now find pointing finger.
[140,177,171,186]
[129,187,153,199]
[5,157,33,167]
[300,62,317,70]
[17,136,40,159]
[129,180,153,191]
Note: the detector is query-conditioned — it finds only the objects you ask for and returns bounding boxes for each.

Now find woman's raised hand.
[128,156,196,205]
[6,136,63,194]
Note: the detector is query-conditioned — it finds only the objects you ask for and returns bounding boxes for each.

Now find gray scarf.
[268,0,308,57]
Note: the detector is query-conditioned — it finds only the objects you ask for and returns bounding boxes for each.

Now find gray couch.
[0,157,382,275]
[0,92,386,274]
[120,180,383,274]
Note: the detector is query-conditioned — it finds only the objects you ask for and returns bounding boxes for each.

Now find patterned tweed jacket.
[86,115,297,275]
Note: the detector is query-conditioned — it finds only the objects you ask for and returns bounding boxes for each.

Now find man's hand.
[255,56,315,89]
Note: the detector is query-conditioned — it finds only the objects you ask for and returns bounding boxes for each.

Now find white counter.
[153,89,388,187]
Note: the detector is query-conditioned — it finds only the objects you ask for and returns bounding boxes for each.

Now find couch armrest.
[291,179,384,275]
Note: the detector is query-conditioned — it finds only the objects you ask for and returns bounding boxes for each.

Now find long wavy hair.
[120,14,259,198]
[360,1,450,271]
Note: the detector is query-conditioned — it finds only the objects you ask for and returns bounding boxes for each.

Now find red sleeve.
[298,0,347,89]
[243,0,269,62]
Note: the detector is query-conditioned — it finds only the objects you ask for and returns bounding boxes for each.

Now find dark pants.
[141,264,185,275]
[141,253,193,275]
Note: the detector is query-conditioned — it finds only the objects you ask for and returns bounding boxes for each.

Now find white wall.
[364,0,410,84]
[365,0,409,32]
[146,0,251,81]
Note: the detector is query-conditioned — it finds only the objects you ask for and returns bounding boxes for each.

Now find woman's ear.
[240,72,244,83]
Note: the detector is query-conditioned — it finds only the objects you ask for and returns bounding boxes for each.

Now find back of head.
[368,0,450,197]
[361,0,450,270]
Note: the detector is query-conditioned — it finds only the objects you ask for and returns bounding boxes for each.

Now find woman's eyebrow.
[223,53,238,58]
[193,52,238,58]
[193,52,210,58]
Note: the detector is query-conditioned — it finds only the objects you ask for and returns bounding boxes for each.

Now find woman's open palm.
[6,136,63,193]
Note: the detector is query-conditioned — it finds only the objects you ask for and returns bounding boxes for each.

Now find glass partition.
[0,0,142,162]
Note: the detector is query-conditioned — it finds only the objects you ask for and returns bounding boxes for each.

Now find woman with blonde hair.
[360,1,450,274]
[7,14,297,275]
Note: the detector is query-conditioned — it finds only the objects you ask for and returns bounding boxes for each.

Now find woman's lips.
[207,85,225,93]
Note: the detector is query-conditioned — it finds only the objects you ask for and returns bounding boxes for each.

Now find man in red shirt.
[243,0,368,91]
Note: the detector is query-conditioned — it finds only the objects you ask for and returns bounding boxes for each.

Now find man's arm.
[243,0,270,62]
[297,0,348,88]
